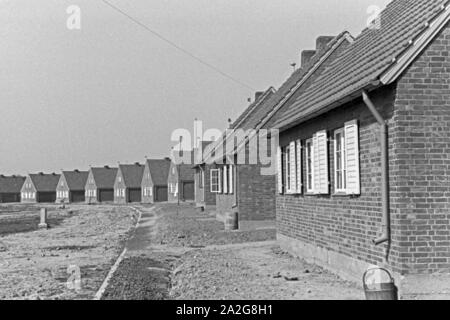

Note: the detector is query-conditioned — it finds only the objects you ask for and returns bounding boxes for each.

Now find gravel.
[170,245,363,300]
[0,205,136,300]
[101,256,172,300]
[153,204,276,247]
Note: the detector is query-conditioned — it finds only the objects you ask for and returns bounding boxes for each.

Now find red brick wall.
[238,164,276,221]
[277,85,397,269]
[389,22,450,274]
[277,23,450,276]
[215,163,276,222]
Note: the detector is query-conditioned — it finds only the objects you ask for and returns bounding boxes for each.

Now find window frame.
[334,128,347,193]
[210,169,220,193]
[305,139,314,193]
[284,145,291,194]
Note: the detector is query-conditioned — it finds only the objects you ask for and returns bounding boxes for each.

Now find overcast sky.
[0,0,391,175]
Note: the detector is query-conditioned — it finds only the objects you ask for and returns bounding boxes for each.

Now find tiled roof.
[178,164,195,181]
[201,88,274,164]
[119,164,145,188]
[274,0,449,129]
[230,32,353,155]
[146,159,171,185]
[91,167,118,189]
[29,173,61,192]
[231,88,275,131]
[62,171,89,191]
[0,176,25,193]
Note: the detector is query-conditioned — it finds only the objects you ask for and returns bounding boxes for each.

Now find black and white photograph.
[1,0,450,306]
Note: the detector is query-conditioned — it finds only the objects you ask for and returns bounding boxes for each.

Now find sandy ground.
[102,203,363,300]
[0,204,137,300]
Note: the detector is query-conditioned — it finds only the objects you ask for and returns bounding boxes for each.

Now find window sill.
[332,193,360,198]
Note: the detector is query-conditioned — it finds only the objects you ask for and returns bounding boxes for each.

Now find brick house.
[141,158,171,204]
[272,0,450,298]
[55,170,89,203]
[85,166,118,204]
[204,32,353,230]
[200,88,280,229]
[21,173,60,203]
[114,163,145,204]
[0,175,25,203]
[168,152,196,203]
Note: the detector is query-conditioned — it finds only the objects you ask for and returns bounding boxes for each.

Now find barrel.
[224,210,239,231]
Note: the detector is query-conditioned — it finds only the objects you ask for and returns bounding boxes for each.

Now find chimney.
[316,36,335,52]
[301,50,316,67]
[255,91,264,101]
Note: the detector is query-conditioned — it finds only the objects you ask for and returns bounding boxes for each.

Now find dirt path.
[102,203,363,300]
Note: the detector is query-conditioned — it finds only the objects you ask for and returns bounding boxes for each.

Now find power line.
[100,0,255,91]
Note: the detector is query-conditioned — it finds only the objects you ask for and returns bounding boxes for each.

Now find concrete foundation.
[278,234,450,300]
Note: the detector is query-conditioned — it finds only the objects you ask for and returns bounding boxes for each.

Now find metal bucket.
[363,267,398,300]
[224,210,239,231]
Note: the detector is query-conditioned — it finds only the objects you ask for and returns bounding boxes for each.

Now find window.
[333,121,360,195]
[228,165,234,194]
[223,166,228,194]
[118,177,122,182]
[210,169,221,193]
[305,139,314,193]
[284,146,291,193]
[334,128,346,192]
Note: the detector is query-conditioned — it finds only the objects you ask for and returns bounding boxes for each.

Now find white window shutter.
[345,120,360,195]
[314,130,329,194]
[296,140,302,193]
[229,165,234,194]
[218,169,222,193]
[223,166,228,194]
[289,141,296,193]
[277,147,283,194]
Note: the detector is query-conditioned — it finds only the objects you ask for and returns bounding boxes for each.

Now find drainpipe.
[362,90,390,247]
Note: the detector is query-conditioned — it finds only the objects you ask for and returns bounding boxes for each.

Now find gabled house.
[85,166,118,204]
[56,170,89,203]
[203,33,354,230]
[141,158,171,204]
[0,175,25,203]
[21,173,60,203]
[168,152,195,203]
[200,88,277,229]
[114,163,145,204]
[271,0,450,298]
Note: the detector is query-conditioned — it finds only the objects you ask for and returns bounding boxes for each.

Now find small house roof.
[119,164,145,188]
[146,159,171,185]
[29,173,60,192]
[0,175,26,193]
[91,167,118,189]
[62,170,89,191]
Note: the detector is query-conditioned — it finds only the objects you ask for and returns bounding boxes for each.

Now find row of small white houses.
[0,157,196,205]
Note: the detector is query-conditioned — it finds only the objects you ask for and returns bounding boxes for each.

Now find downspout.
[362,90,391,250]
